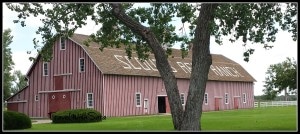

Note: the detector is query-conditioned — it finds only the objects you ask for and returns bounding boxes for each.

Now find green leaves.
[213,3,296,62]
[3,29,15,100]
[263,57,297,100]
[243,48,254,62]
[6,3,297,62]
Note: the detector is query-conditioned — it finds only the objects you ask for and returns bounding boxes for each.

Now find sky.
[2,3,297,96]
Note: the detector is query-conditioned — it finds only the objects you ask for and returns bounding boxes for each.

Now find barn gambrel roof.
[70,33,256,82]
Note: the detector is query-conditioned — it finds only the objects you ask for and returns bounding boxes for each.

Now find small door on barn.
[234,97,239,109]
[214,98,221,111]
[7,103,18,112]
[158,96,166,113]
[144,99,149,114]
[54,76,64,90]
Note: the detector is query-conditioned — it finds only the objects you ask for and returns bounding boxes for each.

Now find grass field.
[23,106,297,131]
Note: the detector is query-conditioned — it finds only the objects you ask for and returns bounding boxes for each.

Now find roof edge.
[68,36,105,75]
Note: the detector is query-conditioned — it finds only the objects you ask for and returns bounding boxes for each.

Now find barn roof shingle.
[70,33,256,82]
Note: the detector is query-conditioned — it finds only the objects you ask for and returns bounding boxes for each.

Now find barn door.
[54,76,63,90]
[7,103,18,112]
[158,97,166,113]
[234,97,239,109]
[48,76,70,118]
[49,93,59,114]
[215,98,220,111]
[48,92,71,118]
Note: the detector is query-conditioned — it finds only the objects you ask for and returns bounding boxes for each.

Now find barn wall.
[6,38,104,118]
[103,75,193,117]
[103,75,159,117]
[103,76,254,117]
[204,81,254,111]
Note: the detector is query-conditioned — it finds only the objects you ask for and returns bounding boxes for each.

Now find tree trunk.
[179,4,218,131]
[110,3,184,130]
[110,3,218,131]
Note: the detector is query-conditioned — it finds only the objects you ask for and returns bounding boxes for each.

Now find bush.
[52,109,102,123]
[4,111,32,130]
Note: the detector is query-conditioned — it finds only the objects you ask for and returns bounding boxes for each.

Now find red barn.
[6,33,256,118]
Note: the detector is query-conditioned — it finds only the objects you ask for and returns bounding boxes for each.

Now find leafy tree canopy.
[6,3,297,62]
[3,28,15,100]
[11,70,28,94]
[263,57,297,100]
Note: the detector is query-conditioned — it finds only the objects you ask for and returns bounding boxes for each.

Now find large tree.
[6,3,297,130]
[263,57,297,100]
[11,70,27,94]
[3,28,15,100]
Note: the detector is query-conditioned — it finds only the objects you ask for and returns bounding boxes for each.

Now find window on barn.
[204,93,208,105]
[243,93,246,103]
[225,93,229,104]
[43,62,49,76]
[60,37,66,50]
[136,92,141,107]
[35,95,39,101]
[180,93,185,105]
[79,58,85,72]
[87,93,94,108]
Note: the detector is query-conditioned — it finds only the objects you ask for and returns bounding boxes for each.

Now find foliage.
[254,95,297,101]
[3,28,15,100]
[263,57,297,100]
[52,109,102,123]
[6,2,297,130]
[5,3,297,62]
[11,70,28,94]
[4,111,32,130]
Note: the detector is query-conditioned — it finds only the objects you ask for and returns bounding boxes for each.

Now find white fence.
[254,101,297,108]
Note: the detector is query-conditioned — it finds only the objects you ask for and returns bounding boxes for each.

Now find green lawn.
[24,106,297,131]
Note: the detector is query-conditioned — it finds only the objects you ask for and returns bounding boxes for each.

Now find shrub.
[52,109,102,123]
[4,111,32,130]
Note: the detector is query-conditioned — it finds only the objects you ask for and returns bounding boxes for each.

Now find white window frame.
[144,99,149,109]
[35,95,39,101]
[43,62,49,76]
[86,93,94,108]
[225,93,229,104]
[60,37,66,50]
[243,93,246,103]
[180,93,185,105]
[79,58,85,72]
[204,93,208,105]
[135,92,141,107]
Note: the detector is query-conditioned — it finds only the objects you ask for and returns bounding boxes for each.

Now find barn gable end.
[6,35,105,117]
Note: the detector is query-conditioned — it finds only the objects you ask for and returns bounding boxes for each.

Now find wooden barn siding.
[204,81,254,111]
[8,38,104,118]
[103,75,193,117]
[103,76,254,117]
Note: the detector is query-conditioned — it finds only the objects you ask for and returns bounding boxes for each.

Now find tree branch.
[109,3,184,130]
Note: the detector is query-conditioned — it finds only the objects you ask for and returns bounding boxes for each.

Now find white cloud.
[11,51,37,75]
[2,3,18,35]
[75,16,102,35]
